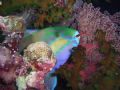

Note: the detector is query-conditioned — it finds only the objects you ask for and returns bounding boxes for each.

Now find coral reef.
[76,3,120,62]
[22,42,56,90]
[54,3,120,90]
[54,29,120,90]
[0,16,25,85]
[0,1,120,90]
[0,16,56,90]
[0,0,76,28]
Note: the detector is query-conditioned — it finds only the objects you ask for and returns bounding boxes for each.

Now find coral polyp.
[24,42,56,64]
[23,42,56,89]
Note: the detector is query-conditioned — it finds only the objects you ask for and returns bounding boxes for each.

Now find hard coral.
[23,42,56,89]
[0,16,26,86]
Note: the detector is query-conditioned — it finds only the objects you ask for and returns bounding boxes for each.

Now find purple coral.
[77,3,116,43]
[0,16,26,85]
[75,3,120,62]
[0,44,26,84]
[0,46,12,68]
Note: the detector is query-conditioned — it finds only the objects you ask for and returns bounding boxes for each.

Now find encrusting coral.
[0,16,56,90]
[23,42,56,90]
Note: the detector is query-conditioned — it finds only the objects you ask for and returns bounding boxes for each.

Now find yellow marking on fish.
[50,37,68,54]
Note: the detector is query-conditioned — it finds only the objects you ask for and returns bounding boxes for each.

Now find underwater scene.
[0,0,120,90]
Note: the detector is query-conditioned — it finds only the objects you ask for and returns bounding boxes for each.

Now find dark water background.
[91,0,120,14]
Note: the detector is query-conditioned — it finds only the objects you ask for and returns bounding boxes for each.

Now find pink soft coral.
[80,63,96,80]
[76,3,120,62]
[77,3,117,43]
